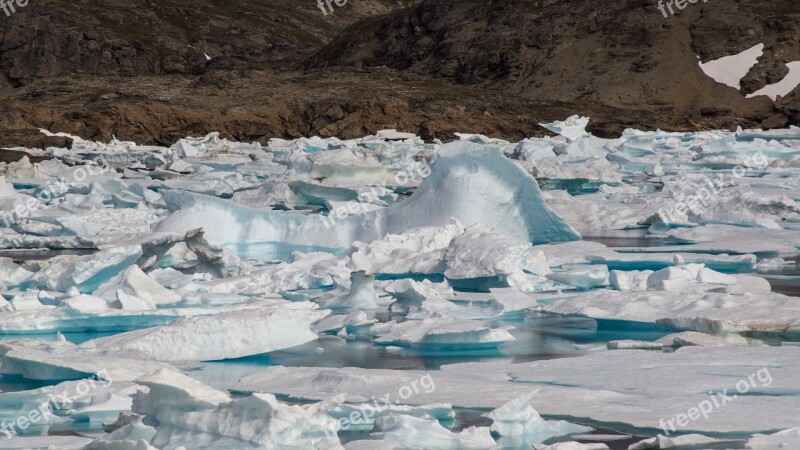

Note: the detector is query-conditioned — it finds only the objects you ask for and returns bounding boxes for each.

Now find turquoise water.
[0,243,797,448]
[179,314,675,391]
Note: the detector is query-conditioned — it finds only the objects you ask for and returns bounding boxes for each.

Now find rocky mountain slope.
[0,0,798,148]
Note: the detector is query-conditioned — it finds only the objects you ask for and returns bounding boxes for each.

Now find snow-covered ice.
[1,121,799,448]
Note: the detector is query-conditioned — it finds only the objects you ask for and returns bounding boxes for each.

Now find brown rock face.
[0,0,798,147]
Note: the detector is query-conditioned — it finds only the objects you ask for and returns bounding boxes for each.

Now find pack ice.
[0,117,798,449]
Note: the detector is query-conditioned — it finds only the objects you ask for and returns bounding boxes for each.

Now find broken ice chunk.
[375,319,515,350]
[656,331,754,348]
[630,433,738,450]
[94,265,182,307]
[312,311,377,335]
[0,257,33,289]
[541,289,800,334]
[609,270,653,291]
[747,427,800,450]
[539,115,591,142]
[369,414,495,449]
[0,344,178,381]
[383,279,488,320]
[607,340,664,350]
[134,369,342,449]
[443,224,533,284]
[346,219,465,276]
[328,403,454,431]
[0,436,93,448]
[317,271,379,310]
[646,264,704,291]
[487,391,592,446]
[84,416,157,449]
[546,265,609,290]
[21,245,143,293]
[695,267,738,285]
[533,442,608,450]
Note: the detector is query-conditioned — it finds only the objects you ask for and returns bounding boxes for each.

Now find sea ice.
[85,300,328,361]
[133,369,342,449]
[3,122,800,448]
[368,414,495,449]
[747,427,800,450]
[374,319,515,349]
[486,392,592,445]
[233,347,799,434]
[156,141,580,259]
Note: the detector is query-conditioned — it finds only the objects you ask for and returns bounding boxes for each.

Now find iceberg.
[156,141,580,259]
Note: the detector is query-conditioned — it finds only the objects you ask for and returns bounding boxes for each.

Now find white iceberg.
[156,141,580,259]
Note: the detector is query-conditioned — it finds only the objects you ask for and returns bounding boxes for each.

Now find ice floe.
[1,122,799,448]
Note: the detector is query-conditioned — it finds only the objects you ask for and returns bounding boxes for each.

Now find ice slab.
[374,319,515,350]
[0,344,178,381]
[94,265,182,307]
[541,289,800,333]
[652,224,800,256]
[85,301,328,361]
[656,331,753,348]
[0,301,229,334]
[747,427,800,450]
[629,434,737,449]
[443,224,532,283]
[0,436,93,449]
[534,443,608,450]
[233,346,800,434]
